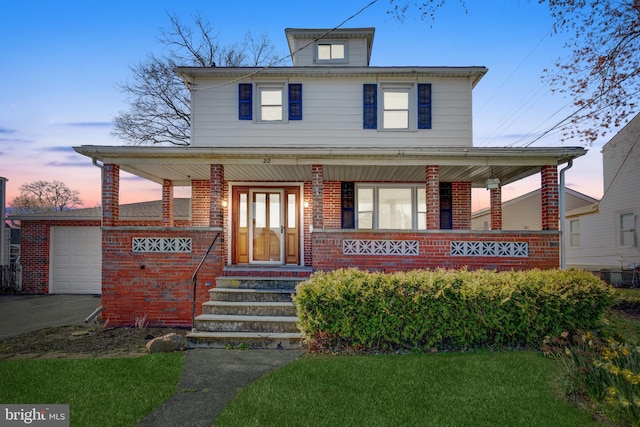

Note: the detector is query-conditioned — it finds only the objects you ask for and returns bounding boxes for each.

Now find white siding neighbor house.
[565,113,640,272]
[472,188,598,231]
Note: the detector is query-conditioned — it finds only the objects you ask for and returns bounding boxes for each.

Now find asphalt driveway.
[0,294,101,340]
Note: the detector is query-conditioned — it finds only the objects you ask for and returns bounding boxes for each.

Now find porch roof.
[73,145,587,188]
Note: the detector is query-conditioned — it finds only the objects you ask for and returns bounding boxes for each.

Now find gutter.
[559,159,573,270]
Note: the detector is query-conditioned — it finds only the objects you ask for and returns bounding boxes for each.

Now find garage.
[50,226,101,294]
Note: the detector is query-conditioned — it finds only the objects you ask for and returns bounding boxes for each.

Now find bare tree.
[11,181,83,213]
[112,13,280,146]
[388,0,639,145]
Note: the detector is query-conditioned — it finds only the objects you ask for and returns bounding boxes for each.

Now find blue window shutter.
[418,83,432,129]
[363,84,377,129]
[288,84,302,120]
[239,84,252,120]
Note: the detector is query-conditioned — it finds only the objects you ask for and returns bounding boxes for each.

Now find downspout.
[559,159,573,270]
[92,159,104,227]
[91,158,105,319]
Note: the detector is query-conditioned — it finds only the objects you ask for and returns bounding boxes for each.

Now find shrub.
[294,268,613,352]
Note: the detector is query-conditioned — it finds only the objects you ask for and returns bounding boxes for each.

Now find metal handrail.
[191,232,220,328]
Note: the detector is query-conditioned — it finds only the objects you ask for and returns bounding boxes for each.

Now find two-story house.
[565,112,640,278]
[44,27,586,332]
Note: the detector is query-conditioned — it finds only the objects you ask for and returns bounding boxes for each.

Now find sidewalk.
[137,348,305,427]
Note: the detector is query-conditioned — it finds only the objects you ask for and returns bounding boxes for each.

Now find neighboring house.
[565,113,640,272]
[471,188,598,231]
[20,27,587,327]
[9,199,191,294]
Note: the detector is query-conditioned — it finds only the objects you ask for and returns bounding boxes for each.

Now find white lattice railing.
[450,241,528,257]
[343,240,419,256]
[132,237,192,253]
[341,239,528,258]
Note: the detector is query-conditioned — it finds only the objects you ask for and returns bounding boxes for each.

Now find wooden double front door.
[232,187,300,265]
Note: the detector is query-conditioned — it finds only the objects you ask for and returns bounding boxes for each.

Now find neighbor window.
[619,212,636,247]
[315,41,346,62]
[569,219,580,247]
[356,185,426,230]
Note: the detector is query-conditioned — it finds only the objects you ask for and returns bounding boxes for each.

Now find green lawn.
[0,353,183,427]
[215,351,601,427]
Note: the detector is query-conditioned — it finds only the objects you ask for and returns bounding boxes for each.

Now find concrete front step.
[202,300,297,317]
[194,314,300,333]
[216,276,306,290]
[187,331,304,350]
[209,288,294,303]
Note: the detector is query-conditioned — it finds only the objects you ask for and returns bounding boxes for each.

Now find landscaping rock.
[146,333,184,353]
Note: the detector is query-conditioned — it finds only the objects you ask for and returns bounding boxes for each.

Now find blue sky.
[0,0,608,208]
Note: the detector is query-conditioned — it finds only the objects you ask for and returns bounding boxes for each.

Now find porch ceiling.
[73,145,587,188]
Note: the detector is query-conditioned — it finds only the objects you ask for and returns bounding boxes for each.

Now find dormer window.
[315,41,347,63]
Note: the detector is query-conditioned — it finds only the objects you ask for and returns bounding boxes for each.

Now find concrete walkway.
[137,348,305,427]
[0,294,101,339]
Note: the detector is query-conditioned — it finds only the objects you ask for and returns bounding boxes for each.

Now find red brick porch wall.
[312,230,560,272]
[101,227,224,327]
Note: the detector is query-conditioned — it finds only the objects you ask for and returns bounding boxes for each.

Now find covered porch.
[74,144,586,325]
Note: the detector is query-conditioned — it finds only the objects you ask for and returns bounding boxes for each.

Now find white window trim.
[378,83,417,131]
[314,40,348,64]
[256,82,288,123]
[355,184,426,230]
[618,210,636,248]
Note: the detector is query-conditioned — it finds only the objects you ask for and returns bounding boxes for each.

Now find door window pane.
[239,193,248,227]
[288,193,296,228]
[269,193,280,229]
[254,193,266,228]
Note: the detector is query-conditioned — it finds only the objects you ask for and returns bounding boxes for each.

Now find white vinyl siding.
[190,77,472,148]
[565,114,640,270]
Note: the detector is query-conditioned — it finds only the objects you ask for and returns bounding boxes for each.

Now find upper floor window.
[619,211,636,247]
[238,83,302,122]
[315,41,347,63]
[363,83,431,130]
[569,219,580,247]
[259,85,284,121]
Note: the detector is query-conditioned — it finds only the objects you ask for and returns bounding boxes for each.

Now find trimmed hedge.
[294,268,613,352]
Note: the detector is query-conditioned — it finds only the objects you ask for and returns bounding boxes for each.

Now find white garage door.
[50,226,102,294]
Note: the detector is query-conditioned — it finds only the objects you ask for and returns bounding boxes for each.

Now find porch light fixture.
[304,201,309,208]
[485,178,500,190]
[221,200,228,208]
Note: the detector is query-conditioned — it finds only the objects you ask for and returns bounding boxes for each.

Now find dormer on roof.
[285,27,375,67]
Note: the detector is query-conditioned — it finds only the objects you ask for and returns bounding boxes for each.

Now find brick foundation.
[101,227,224,327]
